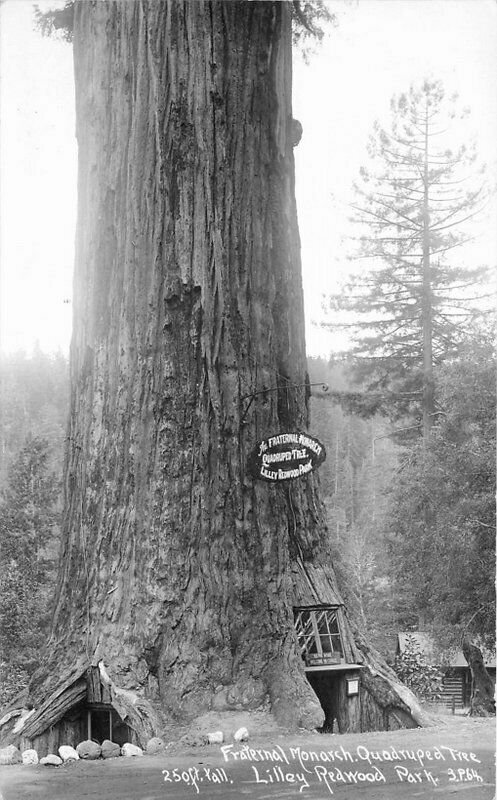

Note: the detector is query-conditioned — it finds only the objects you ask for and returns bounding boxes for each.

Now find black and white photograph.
[0,1,495,798]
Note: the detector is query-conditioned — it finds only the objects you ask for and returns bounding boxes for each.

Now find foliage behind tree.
[0,350,68,705]
[0,435,61,706]
[310,328,495,664]
[393,634,443,702]
[387,329,496,649]
[0,348,68,489]
[309,357,400,653]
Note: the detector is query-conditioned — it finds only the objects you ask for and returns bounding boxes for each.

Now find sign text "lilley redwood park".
[248,432,326,482]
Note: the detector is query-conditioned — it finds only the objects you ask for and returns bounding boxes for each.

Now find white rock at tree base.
[234,727,249,742]
[59,745,79,762]
[101,739,121,759]
[121,743,143,757]
[76,740,102,760]
[40,754,62,766]
[21,749,39,765]
[207,731,224,744]
[0,745,22,765]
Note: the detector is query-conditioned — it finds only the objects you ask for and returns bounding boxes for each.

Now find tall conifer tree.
[328,80,490,435]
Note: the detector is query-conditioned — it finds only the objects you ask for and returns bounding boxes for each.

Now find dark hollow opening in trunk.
[86,704,132,746]
[306,672,339,733]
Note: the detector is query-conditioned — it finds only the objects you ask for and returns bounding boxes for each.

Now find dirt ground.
[0,715,494,800]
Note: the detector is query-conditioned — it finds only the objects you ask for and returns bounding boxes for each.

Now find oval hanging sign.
[248,432,326,482]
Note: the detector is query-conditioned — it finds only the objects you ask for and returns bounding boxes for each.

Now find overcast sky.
[1,0,496,356]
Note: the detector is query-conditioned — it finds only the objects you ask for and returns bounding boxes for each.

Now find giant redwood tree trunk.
[6,1,431,746]
[30,0,324,734]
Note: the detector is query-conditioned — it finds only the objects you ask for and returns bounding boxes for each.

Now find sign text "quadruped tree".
[248,432,326,482]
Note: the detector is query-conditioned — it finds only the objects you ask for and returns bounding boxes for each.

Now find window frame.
[294,605,344,666]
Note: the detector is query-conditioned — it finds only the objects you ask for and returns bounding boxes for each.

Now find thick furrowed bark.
[31,0,322,733]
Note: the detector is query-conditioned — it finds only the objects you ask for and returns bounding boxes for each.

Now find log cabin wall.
[21,704,135,758]
[21,710,87,758]
[18,667,135,757]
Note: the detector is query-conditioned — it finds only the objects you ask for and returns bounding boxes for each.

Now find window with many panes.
[294,606,344,665]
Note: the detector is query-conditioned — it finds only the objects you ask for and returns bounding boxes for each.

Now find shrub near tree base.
[394,635,443,702]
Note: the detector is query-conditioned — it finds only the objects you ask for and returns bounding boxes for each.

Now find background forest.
[0,349,68,704]
[309,326,496,659]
